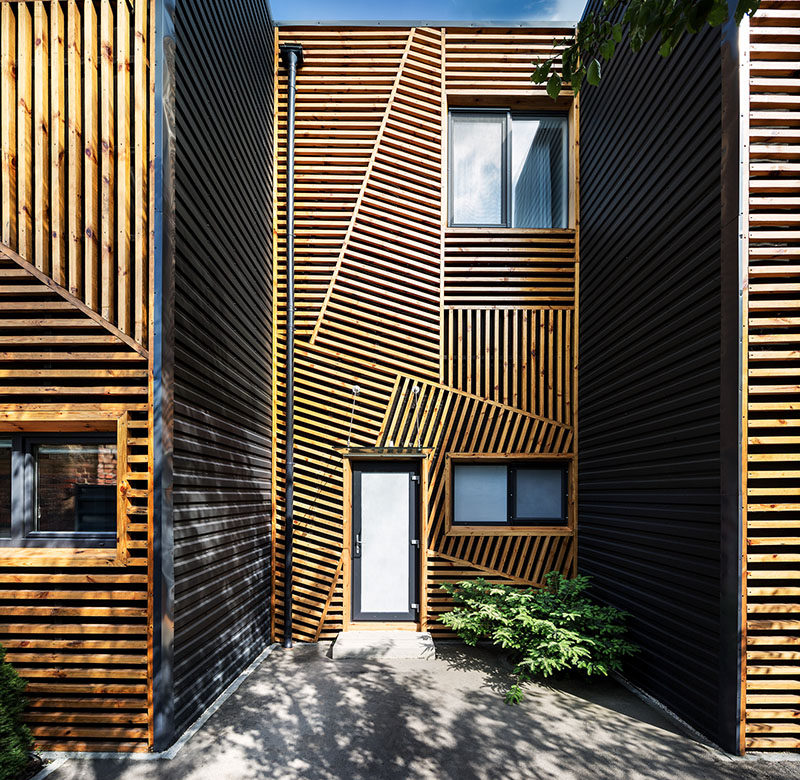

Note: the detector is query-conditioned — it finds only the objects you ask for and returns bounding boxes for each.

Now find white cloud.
[545,0,587,22]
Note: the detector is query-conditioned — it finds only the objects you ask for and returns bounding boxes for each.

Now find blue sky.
[271,0,587,23]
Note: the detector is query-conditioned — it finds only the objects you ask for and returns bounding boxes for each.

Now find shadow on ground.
[48,643,800,780]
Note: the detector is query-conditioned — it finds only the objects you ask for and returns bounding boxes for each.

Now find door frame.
[342,449,432,632]
[351,460,419,622]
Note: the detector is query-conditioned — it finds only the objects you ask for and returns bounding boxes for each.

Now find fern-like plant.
[440,572,638,701]
[0,644,32,780]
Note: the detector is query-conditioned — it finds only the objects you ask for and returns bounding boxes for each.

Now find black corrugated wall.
[578,18,739,749]
[172,0,274,737]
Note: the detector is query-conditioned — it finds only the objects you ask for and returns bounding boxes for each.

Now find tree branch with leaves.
[533,0,761,99]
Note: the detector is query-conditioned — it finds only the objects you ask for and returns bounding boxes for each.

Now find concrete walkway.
[47,643,800,780]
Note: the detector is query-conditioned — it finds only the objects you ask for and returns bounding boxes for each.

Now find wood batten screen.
[0,0,150,345]
[743,0,800,752]
[444,231,576,307]
[274,25,577,643]
[0,0,152,753]
[443,28,571,100]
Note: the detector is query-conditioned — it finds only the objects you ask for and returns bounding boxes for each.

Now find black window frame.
[447,108,570,229]
[0,433,118,548]
[451,459,569,528]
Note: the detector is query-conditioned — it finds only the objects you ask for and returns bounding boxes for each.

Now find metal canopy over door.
[351,461,419,621]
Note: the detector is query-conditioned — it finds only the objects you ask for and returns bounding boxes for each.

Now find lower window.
[452,459,568,527]
[0,434,117,547]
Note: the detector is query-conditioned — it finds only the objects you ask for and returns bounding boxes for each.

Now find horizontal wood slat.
[744,3,800,753]
[444,230,576,308]
[444,27,573,99]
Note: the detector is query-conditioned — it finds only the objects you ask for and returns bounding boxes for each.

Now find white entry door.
[351,461,419,621]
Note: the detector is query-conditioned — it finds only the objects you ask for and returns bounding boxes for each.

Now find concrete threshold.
[331,630,435,660]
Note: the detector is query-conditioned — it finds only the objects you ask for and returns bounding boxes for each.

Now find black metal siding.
[578,23,726,742]
[172,0,274,737]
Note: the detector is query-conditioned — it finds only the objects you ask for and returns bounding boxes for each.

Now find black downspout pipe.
[280,43,303,649]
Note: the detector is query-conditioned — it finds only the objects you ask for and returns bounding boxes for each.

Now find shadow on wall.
[48,644,800,780]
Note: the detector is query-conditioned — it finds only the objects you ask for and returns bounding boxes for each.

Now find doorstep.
[331,630,435,660]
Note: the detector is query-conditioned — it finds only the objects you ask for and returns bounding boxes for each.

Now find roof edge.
[275,19,577,28]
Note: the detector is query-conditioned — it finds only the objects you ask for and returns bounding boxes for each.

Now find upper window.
[452,460,568,527]
[449,110,569,229]
[0,434,117,547]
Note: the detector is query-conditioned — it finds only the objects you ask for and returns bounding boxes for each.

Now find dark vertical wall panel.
[172,0,274,737]
[578,21,727,743]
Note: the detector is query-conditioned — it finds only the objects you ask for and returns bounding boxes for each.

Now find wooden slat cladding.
[306,27,444,380]
[744,1,800,752]
[277,28,409,337]
[274,25,577,644]
[172,0,273,739]
[444,27,573,99]
[273,342,398,640]
[378,376,574,629]
[444,230,576,307]
[0,246,150,752]
[0,1,150,346]
[0,0,152,753]
[444,307,573,424]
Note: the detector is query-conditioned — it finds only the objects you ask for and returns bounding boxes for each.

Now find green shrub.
[440,571,638,701]
[0,644,32,780]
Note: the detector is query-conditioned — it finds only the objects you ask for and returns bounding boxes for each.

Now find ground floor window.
[451,458,568,528]
[0,434,117,547]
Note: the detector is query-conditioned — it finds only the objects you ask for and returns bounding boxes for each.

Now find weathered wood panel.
[744,0,800,752]
[274,24,577,643]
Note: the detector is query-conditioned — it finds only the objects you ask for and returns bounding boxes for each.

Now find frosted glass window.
[511,117,568,228]
[0,439,10,538]
[451,460,568,527]
[514,467,564,521]
[453,464,507,524]
[451,114,504,225]
[359,471,410,614]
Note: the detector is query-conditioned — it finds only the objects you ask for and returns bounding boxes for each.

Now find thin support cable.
[412,384,421,447]
[347,385,360,447]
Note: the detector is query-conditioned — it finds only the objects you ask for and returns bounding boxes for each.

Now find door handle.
[354,533,361,557]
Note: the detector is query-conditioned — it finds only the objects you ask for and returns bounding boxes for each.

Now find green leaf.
[505,684,524,705]
[587,58,601,86]
[708,0,729,26]
[658,38,674,57]
[735,0,760,23]
[600,39,616,61]
[612,23,623,42]
[572,66,585,94]
[546,72,562,100]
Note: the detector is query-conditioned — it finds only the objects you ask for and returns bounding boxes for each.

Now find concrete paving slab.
[331,630,435,660]
[43,644,800,780]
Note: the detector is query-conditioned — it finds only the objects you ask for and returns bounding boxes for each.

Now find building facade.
[0,0,796,757]
[272,23,580,644]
